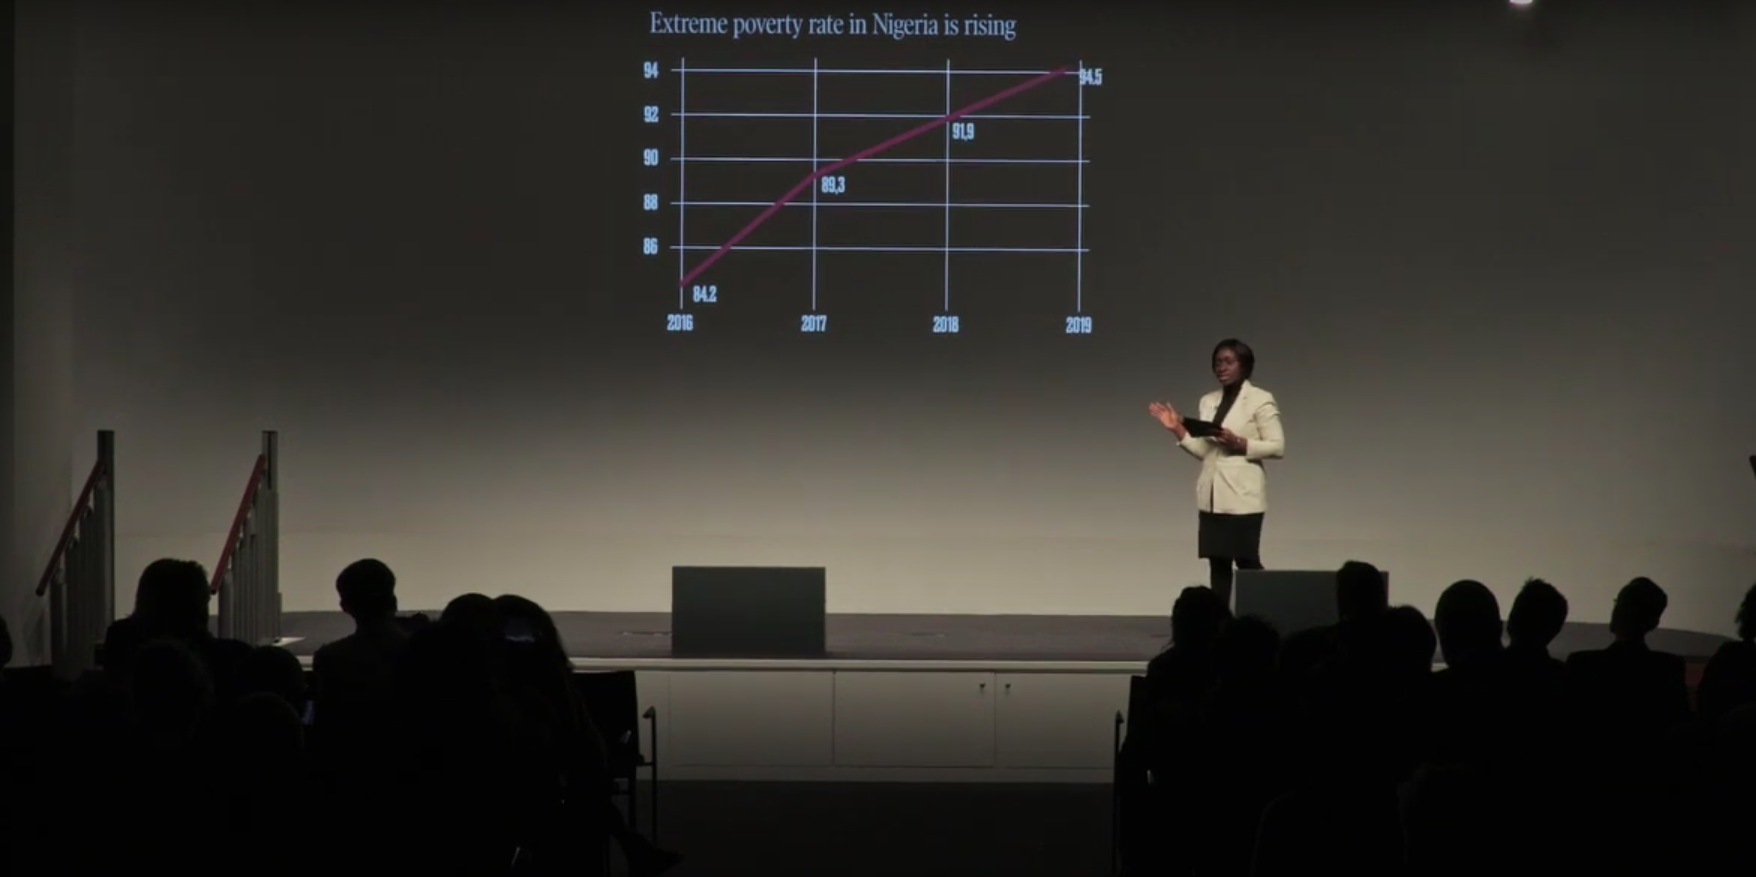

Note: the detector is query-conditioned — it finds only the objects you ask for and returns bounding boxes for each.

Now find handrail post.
[38,430,118,679]
[49,569,68,679]
[262,430,281,644]
[210,431,280,645]
[96,430,116,646]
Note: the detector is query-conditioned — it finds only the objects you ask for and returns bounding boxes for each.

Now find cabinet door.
[833,672,996,767]
[668,671,835,766]
[994,672,1132,769]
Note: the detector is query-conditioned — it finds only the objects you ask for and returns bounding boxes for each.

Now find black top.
[1212,383,1242,428]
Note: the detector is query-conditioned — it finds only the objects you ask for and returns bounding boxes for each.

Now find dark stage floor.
[615,781,1112,877]
[278,611,1733,664]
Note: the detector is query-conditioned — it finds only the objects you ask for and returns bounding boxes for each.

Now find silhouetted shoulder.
[1709,640,1756,666]
[1652,649,1687,674]
[213,636,253,658]
[1712,640,1743,659]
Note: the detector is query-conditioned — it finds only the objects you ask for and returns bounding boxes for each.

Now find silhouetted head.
[1609,577,1667,643]
[132,559,214,640]
[1212,338,1255,387]
[218,692,305,781]
[1507,578,1568,650]
[239,645,307,712]
[336,558,398,623]
[1213,615,1280,683]
[1278,627,1336,680]
[395,621,495,720]
[1170,586,1230,653]
[1737,583,1756,643]
[440,593,498,641]
[1434,580,1504,667]
[1382,605,1438,678]
[493,594,569,674]
[1335,560,1389,623]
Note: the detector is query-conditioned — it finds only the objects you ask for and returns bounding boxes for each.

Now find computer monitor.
[671,566,827,658]
[1235,568,1390,639]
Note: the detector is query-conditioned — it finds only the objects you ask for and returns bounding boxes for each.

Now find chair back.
[571,670,643,764]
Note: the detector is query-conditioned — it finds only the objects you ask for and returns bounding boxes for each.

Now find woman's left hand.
[1216,428,1248,452]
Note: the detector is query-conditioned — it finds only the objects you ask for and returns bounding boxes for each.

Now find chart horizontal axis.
[673,201,1087,209]
[672,156,1089,165]
[671,67,1075,76]
[673,112,1088,120]
[670,245,1088,253]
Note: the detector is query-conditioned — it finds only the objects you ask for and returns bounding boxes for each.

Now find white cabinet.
[625,664,1137,779]
[832,671,997,767]
[994,672,1132,769]
[666,671,835,767]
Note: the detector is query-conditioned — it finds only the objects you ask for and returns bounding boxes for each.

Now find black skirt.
[1198,511,1264,560]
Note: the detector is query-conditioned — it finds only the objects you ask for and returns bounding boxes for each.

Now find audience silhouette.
[1,558,678,877]
[3,557,1753,876]
[1119,564,1755,877]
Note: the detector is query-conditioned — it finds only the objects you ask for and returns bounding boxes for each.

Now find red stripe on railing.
[34,461,108,597]
[209,454,268,595]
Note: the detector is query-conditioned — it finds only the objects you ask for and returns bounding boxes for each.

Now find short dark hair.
[1171,585,1230,650]
[1611,577,1667,637]
[1213,338,1256,379]
[133,558,213,639]
[1507,578,1568,647]
[337,558,397,619]
[1335,560,1388,621]
[1434,580,1503,664]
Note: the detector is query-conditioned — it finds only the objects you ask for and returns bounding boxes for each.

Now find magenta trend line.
[677,65,1072,289]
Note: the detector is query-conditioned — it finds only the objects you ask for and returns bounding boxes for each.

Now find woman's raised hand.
[1148,401,1182,430]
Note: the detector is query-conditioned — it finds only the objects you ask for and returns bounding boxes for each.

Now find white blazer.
[1177,380,1285,514]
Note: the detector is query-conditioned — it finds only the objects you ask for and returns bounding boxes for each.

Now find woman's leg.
[1208,557,1235,610]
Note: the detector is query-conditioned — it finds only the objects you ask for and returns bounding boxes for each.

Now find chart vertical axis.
[1075,62,1085,315]
[811,58,819,312]
[677,57,687,310]
[942,60,952,313]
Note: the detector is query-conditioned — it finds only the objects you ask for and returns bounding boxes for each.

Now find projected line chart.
[638,60,1104,335]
